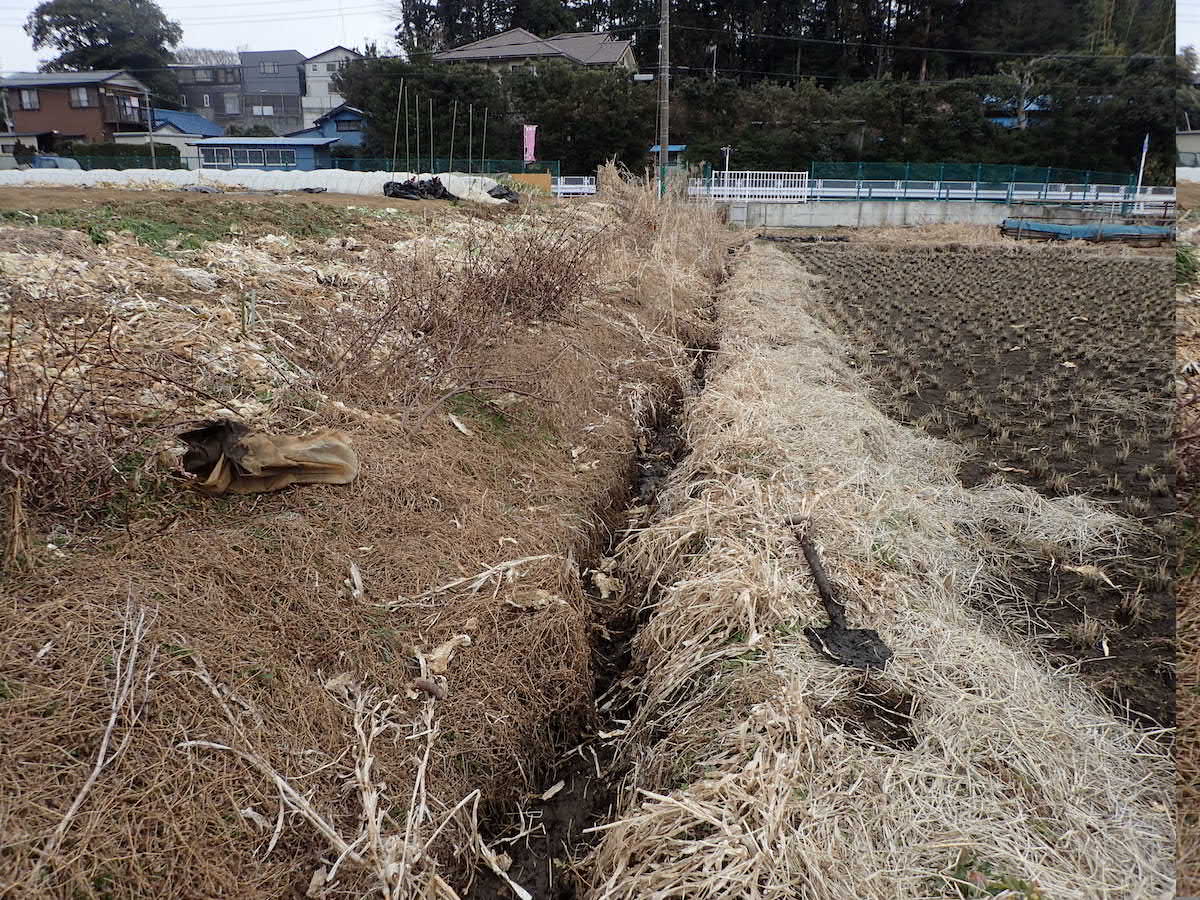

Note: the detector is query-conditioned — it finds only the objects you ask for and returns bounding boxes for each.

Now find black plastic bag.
[383,180,424,200]
[487,183,521,204]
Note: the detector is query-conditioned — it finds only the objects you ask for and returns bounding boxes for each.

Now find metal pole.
[415,92,421,174]
[404,84,411,173]
[450,100,457,171]
[468,103,473,174]
[481,107,488,173]
[1134,133,1149,212]
[659,14,672,195]
[144,90,156,169]
[721,144,731,199]
[429,98,433,172]
[391,78,404,175]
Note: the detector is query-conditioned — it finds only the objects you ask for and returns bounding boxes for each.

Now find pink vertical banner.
[522,124,537,163]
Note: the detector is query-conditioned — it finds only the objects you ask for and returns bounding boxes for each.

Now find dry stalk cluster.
[582,244,1172,899]
[0,179,743,897]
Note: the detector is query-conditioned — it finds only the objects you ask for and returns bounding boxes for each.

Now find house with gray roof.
[0,70,151,148]
[433,28,637,73]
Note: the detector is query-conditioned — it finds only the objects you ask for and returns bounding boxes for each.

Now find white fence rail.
[696,170,811,201]
[552,175,596,196]
[686,172,1175,208]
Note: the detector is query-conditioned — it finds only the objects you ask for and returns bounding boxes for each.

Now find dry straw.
[582,244,1173,899]
[0,173,742,896]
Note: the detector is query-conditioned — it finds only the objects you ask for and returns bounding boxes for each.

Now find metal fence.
[810,161,1136,187]
[686,171,1174,210]
[694,171,810,201]
[64,156,560,176]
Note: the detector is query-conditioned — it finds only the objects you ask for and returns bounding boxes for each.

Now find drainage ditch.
[466,346,713,900]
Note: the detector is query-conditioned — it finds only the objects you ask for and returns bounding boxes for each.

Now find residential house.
[188,135,338,170]
[287,103,366,147]
[113,107,225,168]
[648,144,687,168]
[239,50,306,134]
[0,70,150,149]
[983,95,1050,129]
[301,46,363,128]
[171,62,243,125]
[433,28,637,74]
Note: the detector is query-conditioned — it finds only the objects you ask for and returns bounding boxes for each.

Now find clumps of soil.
[794,243,1174,726]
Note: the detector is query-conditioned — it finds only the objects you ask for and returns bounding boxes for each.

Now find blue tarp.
[1001,219,1173,240]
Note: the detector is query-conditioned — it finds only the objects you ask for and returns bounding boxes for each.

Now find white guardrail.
[552,172,1176,208]
[687,172,1175,207]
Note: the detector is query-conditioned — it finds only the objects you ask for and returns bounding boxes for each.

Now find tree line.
[394,0,1173,82]
[15,0,1175,178]
[334,53,1174,181]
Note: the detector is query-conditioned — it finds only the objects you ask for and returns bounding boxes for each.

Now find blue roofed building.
[113,106,226,168]
[286,104,366,147]
[649,143,687,169]
[186,135,338,170]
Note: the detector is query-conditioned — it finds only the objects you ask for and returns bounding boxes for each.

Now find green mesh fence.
[71,156,188,170]
[810,162,1134,186]
[67,156,559,176]
[330,157,560,176]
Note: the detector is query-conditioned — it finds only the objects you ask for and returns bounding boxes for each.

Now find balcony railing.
[103,96,147,126]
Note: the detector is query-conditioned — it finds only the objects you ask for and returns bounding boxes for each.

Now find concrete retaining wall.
[729,200,1104,228]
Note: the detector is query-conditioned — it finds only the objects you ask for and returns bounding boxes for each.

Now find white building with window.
[301,46,363,128]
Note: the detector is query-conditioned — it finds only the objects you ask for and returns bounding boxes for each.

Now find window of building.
[202,94,211,107]
[224,93,240,114]
[252,105,275,117]
[195,68,213,82]
[335,119,360,131]
[180,94,188,106]
[18,89,39,110]
[0,144,15,154]
[311,64,321,72]
[68,86,94,108]
[264,149,296,166]
[326,62,339,71]
[232,148,265,165]
[259,62,279,74]
[200,146,232,168]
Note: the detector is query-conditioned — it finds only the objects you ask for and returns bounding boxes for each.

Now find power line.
[669,23,1170,60]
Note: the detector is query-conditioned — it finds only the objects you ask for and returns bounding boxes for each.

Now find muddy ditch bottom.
[467,367,701,899]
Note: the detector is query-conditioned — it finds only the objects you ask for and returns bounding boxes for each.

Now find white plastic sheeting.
[0,168,509,205]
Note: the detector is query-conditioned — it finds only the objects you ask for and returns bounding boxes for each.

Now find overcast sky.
[1182,0,1200,52]
[0,0,397,73]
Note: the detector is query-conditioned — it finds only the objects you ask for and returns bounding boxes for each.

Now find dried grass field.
[795,242,1175,726]
[0,180,1176,900]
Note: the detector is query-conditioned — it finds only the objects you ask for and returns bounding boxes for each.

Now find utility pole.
[657,0,670,196]
[143,90,156,169]
[450,99,457,170]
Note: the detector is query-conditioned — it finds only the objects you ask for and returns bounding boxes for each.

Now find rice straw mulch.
[582,243,1174,899]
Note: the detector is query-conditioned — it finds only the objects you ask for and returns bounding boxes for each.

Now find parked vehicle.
[29,155,82,170]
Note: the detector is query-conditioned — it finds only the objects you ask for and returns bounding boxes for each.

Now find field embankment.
[578,243,1173,899]
[0,178,742,897]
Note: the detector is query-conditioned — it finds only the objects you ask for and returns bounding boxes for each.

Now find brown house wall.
[6,85,140,143]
